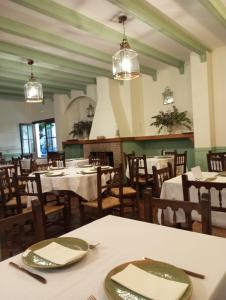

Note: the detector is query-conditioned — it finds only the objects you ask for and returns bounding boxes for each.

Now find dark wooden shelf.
[63,132,194,146]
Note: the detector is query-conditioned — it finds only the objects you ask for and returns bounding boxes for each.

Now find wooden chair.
[20,157,33,176]
[143,188,212,234]
[0,199,45,260]
[79,165,124,224]
[161,149,177,156]
[0,169,27,218]
[128,154,153,189]
[47,151,66,167]
[174,151,187,176]
[14,173,70,236]
[207,152,226,172]
[152,162,173,197]
[123,152,135,170]
[32,161,52,172]
[182,174,226,235]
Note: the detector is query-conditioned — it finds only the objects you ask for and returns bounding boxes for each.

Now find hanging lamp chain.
[27,59,35,80]
[119,15,130,49]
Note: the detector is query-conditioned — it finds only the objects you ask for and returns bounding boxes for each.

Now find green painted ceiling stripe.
[0,16,157,79]
[0,41,112,78]
[0,81,72,94]
[0,57,96,84]
[0,70,89,88]
[0,77,86,91]
[109,0,210,59]
[199,0,226,28]
[10,0,184,72]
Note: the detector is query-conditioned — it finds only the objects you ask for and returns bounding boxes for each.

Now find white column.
[190,52,215,148]
[53,94,69,151]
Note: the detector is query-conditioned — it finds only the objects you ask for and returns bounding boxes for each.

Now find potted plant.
[150,105,192,134]
[69,120,92,139]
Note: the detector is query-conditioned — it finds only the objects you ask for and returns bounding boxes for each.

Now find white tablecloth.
[40,167,97,201]
[1,215,226,300]
[65,158,89,168]
[160,171,226,227]
[126,156,174,177]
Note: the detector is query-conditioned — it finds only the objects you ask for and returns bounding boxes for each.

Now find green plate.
[104,260,192,300]
[22,237,88,269]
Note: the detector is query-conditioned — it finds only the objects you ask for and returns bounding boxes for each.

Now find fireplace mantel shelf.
[63,132,194,146]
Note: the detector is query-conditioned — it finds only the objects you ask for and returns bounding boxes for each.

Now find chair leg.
[63,202,71,232]
[78,198,85,226]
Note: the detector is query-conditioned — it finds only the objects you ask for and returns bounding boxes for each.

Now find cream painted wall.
[212,46,226,147]
[0,97,54,154]
[142,65,193,136]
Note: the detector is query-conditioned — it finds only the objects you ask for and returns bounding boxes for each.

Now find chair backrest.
[14,173,45,217]
[152,162,173,197]
[12,157,22,175]
[47,151,65,167]
[32,162,52,172]
[89,152,109,166]
[161,149,177,156]
[174,151,187,176]
[20,157,33,175]
[0,199,45,260]
[143,188,212,234]
[128,154,150,187]
[207,152,226,172]
[182,174,226,213]
[123,152,135,170]
[96,165,123,211]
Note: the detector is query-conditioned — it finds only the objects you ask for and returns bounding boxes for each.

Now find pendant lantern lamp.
[24,59,43,103]
[112,15,140,80]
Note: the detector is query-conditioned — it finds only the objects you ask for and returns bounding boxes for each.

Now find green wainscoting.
[123,138,195,169]
[64,144,83,158]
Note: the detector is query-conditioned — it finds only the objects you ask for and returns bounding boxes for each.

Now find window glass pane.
[22,125,28,139]
[28,125,33,139]
[51,123,56,137]
[40,137,47,156]
[29,140,34,153]
[52,138,57,151]
[23,140,29,154]
[47,138,53,151]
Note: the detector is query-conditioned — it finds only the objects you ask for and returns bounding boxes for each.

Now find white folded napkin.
[191,166,202,180]
[34,242,87,265]
[111,264,189,300]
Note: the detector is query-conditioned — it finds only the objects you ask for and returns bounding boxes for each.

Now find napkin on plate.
[33,242,87,265]
[111,264,189,300]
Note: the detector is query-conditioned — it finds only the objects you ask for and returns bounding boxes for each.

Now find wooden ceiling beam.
[199,0,226,28]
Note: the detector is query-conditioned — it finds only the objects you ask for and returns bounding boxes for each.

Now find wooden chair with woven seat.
[128,154,153,190]
[47,151,66,167]
[0,170,28,218]
[0,199,45,261]
[182,174,226,237]
[79,165,124,225]
[143,188,212,234]
[111,163,139,219]
[14,173,70,237]
[207,152,226,172]
[174,151,187,176]
[152,162,173,197]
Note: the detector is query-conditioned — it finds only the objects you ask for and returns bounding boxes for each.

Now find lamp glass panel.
[112,48,140,80]
[24,80,43,103]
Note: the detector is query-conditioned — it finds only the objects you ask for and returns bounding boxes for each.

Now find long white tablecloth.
[1,215,226,299]
[40,167,97,201]
[65,158,89,168]
[160,171,226,227]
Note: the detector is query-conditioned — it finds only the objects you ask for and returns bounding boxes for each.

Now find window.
[19,123,35,155]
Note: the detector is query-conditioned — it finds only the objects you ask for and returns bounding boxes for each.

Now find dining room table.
[65,158,89,168]
[0,215,226,300]
[160,171,226,227]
